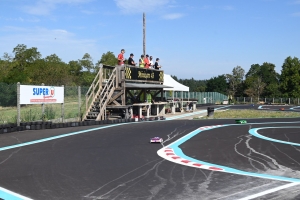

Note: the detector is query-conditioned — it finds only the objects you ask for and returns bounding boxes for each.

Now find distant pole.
[143,12,146,56]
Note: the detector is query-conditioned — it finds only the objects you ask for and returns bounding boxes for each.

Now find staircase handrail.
[85,64,103,113]
[96,68,116,120]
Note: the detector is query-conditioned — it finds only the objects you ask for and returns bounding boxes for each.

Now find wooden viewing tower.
[83,65,172,121]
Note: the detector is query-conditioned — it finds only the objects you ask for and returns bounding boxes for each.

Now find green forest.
[1,44,300,99]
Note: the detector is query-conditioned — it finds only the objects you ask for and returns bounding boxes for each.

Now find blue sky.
[0,0,300,80]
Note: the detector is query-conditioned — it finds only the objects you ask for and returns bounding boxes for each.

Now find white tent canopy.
[163,74,189,92]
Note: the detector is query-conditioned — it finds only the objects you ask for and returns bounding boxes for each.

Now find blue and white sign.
[20,85,64,104]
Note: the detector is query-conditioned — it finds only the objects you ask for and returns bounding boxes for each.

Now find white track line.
[238,182,300,200]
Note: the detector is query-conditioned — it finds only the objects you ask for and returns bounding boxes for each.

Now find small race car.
[150,137,163,143]
[236,119,247,124]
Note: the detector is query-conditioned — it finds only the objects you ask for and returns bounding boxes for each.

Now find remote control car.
[236,119,247,124]
[150,137,163,143]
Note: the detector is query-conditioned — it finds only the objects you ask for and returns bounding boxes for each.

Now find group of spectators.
[117,49,161,70]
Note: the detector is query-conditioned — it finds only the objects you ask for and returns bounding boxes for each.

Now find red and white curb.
[157,147,224,171]
[157,125,226,171]
[198,125,223,130]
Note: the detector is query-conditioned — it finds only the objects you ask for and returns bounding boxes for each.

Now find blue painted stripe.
[249,127,300,146]
[0,124,123,152]
[290,106,300,110]
[168,123,300,183]
[0,187,32,200]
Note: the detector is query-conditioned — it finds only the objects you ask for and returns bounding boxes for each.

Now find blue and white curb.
[158,123,300,183]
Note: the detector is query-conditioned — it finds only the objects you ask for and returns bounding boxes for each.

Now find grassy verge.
[194,109,300,119]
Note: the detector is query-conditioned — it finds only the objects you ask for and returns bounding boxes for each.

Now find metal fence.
[163,91,228,104]
[235,97,300,105]
[0,83,89,124]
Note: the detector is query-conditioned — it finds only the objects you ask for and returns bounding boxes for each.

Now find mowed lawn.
[211,109,300,119]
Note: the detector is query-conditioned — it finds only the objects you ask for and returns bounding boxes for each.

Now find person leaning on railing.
[118,49,125,66]
[154,58,161,70]
[139,55,145,68]
[128,53,135,66]
[144,54,150,69]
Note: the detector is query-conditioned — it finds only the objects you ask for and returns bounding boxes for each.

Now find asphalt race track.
[1,105,300,199]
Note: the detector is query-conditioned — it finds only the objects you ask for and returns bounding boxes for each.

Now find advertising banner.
[20,85,64,104]
[124,67,164,82]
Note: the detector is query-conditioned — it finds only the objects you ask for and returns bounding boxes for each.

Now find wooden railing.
[96,69,116,120]
[83,65,103,120]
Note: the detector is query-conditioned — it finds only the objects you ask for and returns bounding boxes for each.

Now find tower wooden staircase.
[83,65,118,121]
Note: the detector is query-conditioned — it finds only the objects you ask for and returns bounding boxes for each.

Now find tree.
[280,56,300,97]
[259,63,279,97]
[244,76,266,100]
[171,75,179,81]
[80,53,94,72]
[27,54,72,85]
[13,44,41,69]
[226,66,245,96]
[0,55,14,82]
[69,60,83,84]
[5,44,42,83]
[97,51,118,66]
[205,75,227,94]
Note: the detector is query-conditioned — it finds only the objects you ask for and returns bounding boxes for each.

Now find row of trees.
[0,44,119,86]
[1,44,300,98]
[192,56,300,98]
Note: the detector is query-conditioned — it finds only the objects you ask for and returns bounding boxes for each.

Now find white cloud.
[114,0,171,13]
[162,13,184,20]
[0,26,98,62]
[22,0,94,15]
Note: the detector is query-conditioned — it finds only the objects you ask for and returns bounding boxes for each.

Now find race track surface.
[1,105,300,199]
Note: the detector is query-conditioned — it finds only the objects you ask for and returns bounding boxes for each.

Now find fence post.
[61,85,64,123]
[78,86,81,121]
[41,83,45,119]
[17,82,21,126]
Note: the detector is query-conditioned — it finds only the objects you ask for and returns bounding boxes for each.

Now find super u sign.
[20,85,64,104]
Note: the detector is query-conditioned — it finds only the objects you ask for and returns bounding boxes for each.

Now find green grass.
[194,109,300,119]
[0,97,85,124]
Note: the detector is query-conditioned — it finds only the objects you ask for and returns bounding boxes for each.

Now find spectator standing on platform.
[186,102,190,111]
[149,56,154,68]
[128,53,135,66]
[139,55,145,68]
[118,49,125,66]
[154,58,161,70]
[144,54,150,68]
[146,90,153,103]
[189,102,193,111]
[146,90,153,115]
